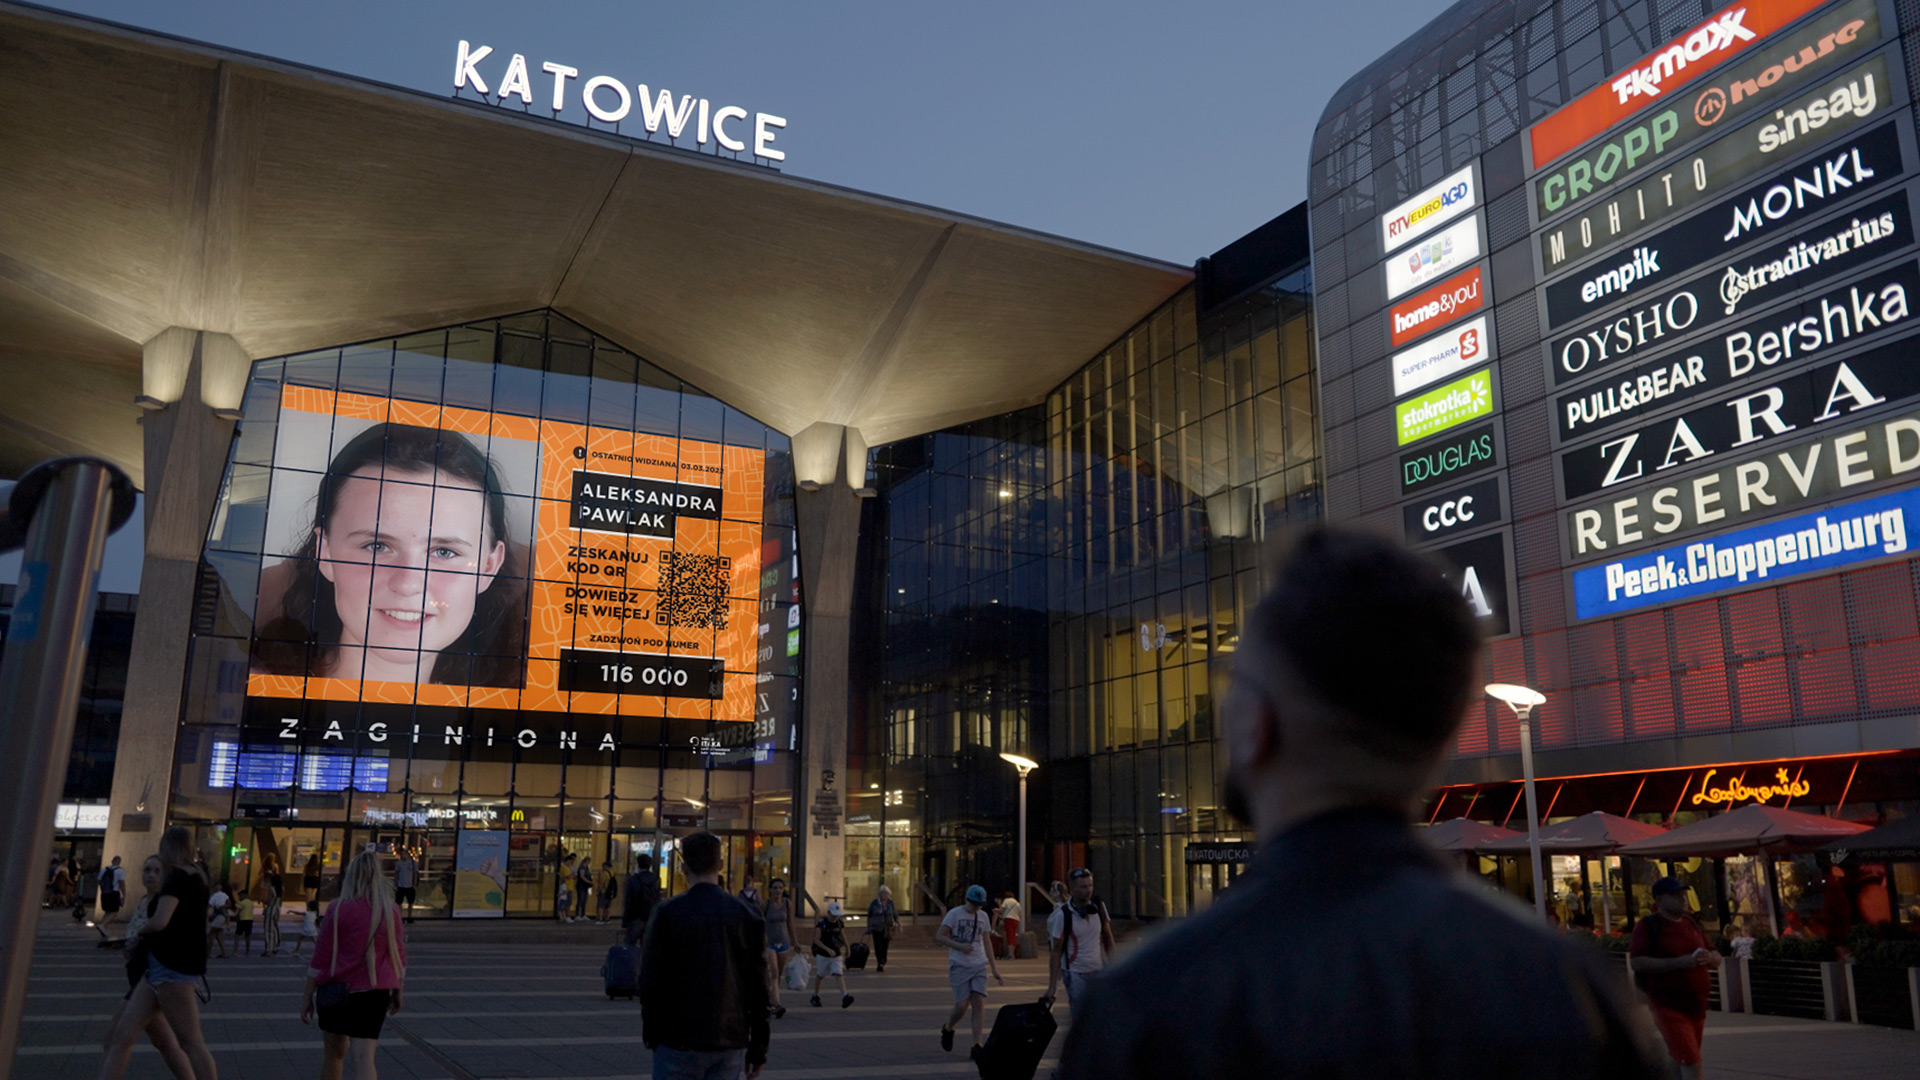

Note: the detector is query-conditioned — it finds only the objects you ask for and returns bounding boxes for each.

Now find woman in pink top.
[301,850,406,1080]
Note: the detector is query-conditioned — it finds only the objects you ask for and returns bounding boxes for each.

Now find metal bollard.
[0,458,136,1073]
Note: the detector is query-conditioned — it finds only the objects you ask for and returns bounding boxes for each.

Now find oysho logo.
[1612,9,1756,104]
[1580,247,1663,304]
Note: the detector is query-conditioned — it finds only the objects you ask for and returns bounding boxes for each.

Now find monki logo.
[1396,369,1494,446]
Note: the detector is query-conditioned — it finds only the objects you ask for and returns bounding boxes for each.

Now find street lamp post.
[1000,753,1038,956]
[1485,684,1548,920]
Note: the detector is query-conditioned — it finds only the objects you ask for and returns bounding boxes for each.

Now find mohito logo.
[1396,369,1494,446]
[1390,266,1485,348]
[1528,0,1830,170]
[1392,316,1490,399]
[1611,9,1757,105]
[1385,217,1480,299]
[1538,58,1891,272]
[1380,165,1476,252]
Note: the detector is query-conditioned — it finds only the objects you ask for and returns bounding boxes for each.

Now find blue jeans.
[652,1046,747,1080]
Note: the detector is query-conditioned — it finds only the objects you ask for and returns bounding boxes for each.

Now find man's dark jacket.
[640,882,770,1065]
[623,870,661,932]
[1058,808,1668,1079]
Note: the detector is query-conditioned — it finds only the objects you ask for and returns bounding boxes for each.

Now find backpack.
[604,875,618,902]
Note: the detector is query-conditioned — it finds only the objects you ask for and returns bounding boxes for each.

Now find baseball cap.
[827,901,843,916]
[1650,876,1686,898]
[966,884,989,904]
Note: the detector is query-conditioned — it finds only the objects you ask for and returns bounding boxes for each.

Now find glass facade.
[174,310,802,916]
[850,254,1316,921]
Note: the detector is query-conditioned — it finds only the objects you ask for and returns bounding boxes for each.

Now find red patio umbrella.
[1478,811,1668,855]
[1617,804,1870,936]
[1420,817,1520,853]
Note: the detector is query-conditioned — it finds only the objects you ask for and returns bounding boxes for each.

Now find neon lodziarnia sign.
[1528,0,1833,171]
[1689,766,1812,805]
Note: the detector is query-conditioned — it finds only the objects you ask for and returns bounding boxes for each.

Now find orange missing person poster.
[248,385,765,722]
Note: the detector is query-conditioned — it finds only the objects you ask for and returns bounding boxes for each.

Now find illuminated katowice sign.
[453,41,788,162]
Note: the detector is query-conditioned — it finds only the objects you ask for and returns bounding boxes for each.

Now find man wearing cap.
[810,900,854,1009]
[1629,877,1721,1079]
[934,884,1004,1057]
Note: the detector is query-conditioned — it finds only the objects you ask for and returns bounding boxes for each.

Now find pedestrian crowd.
[74,527,1749,1080]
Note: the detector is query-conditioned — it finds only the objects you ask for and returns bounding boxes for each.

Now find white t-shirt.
[999,898,1023,923]
[1048,903,1108,974]
[941,906,992,970]
[208,890,230,926]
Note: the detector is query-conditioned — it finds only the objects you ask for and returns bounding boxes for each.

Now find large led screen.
[246,384,773,722]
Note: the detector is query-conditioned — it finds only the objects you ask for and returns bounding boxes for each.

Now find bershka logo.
[1611,9,1756,105]
[1390,266,1485,348]
[1380,165,1477,251]
[1392,316,1490,399]
[1396,369,1494,446]
[1719,209,1900,315]
[1580,247,1662,304]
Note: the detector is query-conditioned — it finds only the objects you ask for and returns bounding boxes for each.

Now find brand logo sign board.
[1549,194,1916,389]
[1570,481,1919,619]
[1533,0,1881,220]
[1386,217,1481,300]
[1390,265,1487,348]
[1404,475,1505,545]
[1432,531,1514,637]
[1396,368,1496,446]
[1528,0,1833,170]
[1539,56,1892,272]
[1381,165,1478,252]
[1543,125,1905,326]
[1393,316,1492,398]
[1554,258,1918,443]
[1400,422,1501,495]
[1559,327,1920,501]
[1566,396,1920,558]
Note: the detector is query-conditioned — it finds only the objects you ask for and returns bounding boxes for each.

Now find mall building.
[5,0,1919,929]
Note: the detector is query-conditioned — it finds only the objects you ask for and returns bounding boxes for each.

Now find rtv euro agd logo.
[1386,181,1471,241]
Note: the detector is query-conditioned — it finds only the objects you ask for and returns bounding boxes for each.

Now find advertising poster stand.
[453,830,508,918]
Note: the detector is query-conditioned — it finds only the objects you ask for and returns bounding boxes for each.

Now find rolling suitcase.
[975,1000,1056,1080]
[601,942,640,999]
[847,940,870,969]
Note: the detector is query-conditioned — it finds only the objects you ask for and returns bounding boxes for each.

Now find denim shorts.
[949,966,988,1002]
[145,956,199,987]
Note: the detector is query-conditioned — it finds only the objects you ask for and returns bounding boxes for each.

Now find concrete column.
[101,329,244,866]
[791,424,866,915]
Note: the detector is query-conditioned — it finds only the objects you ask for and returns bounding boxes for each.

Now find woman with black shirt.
[304,853,323,900]
[96,828,218,1080]
[261,855,285,957]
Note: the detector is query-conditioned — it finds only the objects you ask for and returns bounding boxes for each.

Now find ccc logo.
[1694,86,1727,127]
[1422,495,1476,533]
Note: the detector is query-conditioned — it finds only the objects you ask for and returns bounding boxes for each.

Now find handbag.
[315,980,350,1009]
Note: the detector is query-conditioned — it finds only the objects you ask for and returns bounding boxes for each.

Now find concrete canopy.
[0,4,1190,485]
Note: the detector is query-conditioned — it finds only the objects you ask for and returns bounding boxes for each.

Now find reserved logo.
[1389,265,1485,348]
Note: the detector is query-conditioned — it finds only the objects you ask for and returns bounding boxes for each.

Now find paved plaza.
[13,914,1919,1079]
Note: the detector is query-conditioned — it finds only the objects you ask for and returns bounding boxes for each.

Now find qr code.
[656,552,731,631]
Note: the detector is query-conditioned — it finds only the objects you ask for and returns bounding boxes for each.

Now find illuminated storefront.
[171,312,803,914]
[1314,0,1920,931]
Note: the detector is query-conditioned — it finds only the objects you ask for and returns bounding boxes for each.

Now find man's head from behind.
[681,832,723,879]
[1224,526,1481,834]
